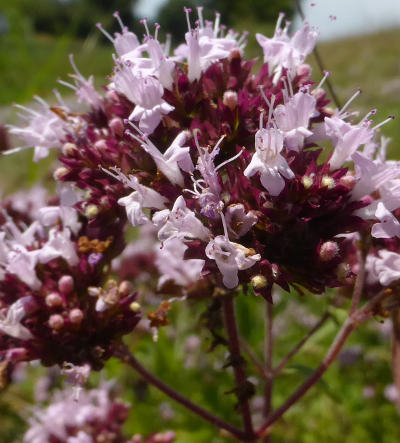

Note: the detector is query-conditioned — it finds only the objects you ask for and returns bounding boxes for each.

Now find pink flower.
[113,66,174,134]
[156,237,205,288]
[368,250,400,286]
[244,127,294,196]
[7,97,67,162]
[175,8,242,82]
[274,90,317,151]
[225,204,257,239]
[0,297,34,340]
[205,235,260,289]
[153,196,210,242]
[256,15,317,81]
[326,116,374,170]
[371,203,400,238]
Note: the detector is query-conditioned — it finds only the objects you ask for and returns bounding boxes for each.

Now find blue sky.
[134,0,400,40]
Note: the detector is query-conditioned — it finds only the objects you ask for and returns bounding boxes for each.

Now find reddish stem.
[115,344,247,441]
[222,296,256,441]
[257,317,356,438]
[273,312,331,377]
[263,302,274,443]
[257,288,391,438]
[391,307,400,408]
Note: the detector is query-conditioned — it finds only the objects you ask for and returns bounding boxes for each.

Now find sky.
[134,0,400,41]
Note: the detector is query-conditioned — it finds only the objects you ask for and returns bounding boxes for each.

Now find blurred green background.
[0,0,399,442]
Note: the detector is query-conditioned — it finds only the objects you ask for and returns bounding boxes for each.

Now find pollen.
[321,175,335,189]
[301,175,313,189]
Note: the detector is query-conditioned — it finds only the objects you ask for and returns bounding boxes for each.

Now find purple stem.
[115,344,247,441]
[222,296,256,441]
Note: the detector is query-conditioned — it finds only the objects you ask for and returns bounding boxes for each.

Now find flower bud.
[319,241,339,262]
[119,280,133,297]
[297,63,311,77]
[62,142,77,156]
[129,301,141,312]
[45,293,63,308]
[301,175,313,189]
[94,140,108,152]
[85,204,99,218]
[106,89,119,101]
[251,275,268,289]
[109,117,124,137]
[58,275,74,294]
[49,314,64,330]
[223,90,238,111]
[339,174,356,189]
[69,309,84,325]
[321,175,335,189]
[53,167,69,181]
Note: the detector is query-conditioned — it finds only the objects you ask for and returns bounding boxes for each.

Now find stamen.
[14,104,39,116]
[339,89,361,115]
[113,11,124,31]
[220,211,229,239]
[154,23,160,40]
[361,109,377,123]
[184,7,192,31]
[140,18,150,37]
[373,116,395,130]
[197,7,204,28]
[268,95,276,125]
[58,79,77,91]
[259,111,264,130]
[259,86,272,108]
[96,23,114,43]
[315,70,331,90]
[220,24,227,38]
[164,33,171,56]
[275,12,285,33]
[215,147,245,172]
[213,12,221,37]
[286,71,293,97]
[237,30,248,46]
[33,95,49,107]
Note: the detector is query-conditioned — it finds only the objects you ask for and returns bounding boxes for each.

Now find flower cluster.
[4,6,398,366]
[24,381,175,443]
[0,185,141,370]
[6,8,399,302]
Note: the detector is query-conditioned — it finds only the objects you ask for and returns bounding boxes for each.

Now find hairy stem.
[222,295,255,440]
[115,344,247,441]
[263,302,274,443]
[273,312,331,377]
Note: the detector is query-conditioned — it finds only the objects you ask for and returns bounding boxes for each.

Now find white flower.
[205,235,260,289]
[225,204,258,239]
[113,66,174,134]
[256,15,317,82]
[39,228,79,266]
[274,90,317,151]
[153,195,210,242]
[7,97,67,162]
[371,203,400,239]
[368,250,400,286]
[244,127,294,196]
[0,297,34,340]
[326,116,374,170]
[156,237,205,288]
